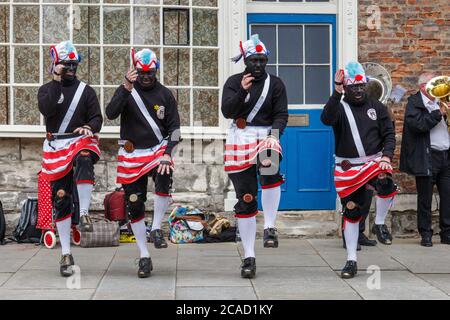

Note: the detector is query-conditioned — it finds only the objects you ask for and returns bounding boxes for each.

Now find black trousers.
[122,168,173,223]
[415,149,450,238]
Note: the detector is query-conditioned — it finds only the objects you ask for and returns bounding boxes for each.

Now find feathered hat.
[344,62,368,86]
[231,34,269,63]
[49,40,81,73]
[131,48,159,71]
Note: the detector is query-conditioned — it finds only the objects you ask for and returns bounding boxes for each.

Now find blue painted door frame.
[248,13,337,210]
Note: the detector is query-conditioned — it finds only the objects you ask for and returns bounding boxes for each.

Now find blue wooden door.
[249,14,337,210]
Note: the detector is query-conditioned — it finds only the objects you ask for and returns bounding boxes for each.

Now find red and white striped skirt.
[41,136,101,182]
[116,140,171,185]
[334,153,393,199]
[224,125,282,174]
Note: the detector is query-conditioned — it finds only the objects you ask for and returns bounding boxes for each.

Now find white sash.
[341,99,366,158]
[246,75,271,124]
[131,89,164,143]
[58,82,87,134]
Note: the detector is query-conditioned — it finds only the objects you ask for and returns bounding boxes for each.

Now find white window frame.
[250,23,333,110]
[0,0,225,139]
[246,0,359,110]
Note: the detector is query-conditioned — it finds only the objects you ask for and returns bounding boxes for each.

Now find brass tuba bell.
[362,62,393,104]
[426,76,450,132]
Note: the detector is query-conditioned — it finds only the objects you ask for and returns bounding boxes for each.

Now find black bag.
[200,227,237,243]
[0,201,6,245]
[13,198,42,243]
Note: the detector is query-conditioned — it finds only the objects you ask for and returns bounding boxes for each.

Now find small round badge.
[243,194,254,203]
[236,118,247,129]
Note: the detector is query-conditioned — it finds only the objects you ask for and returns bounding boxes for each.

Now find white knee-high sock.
[262,187,281,229]
[375,197,394,225]
[344,220,359,262]
[77,183,94,217]
[238,217,257,259]
[56,217,72,255]
[152,195,170,231]
[131,219,150,258]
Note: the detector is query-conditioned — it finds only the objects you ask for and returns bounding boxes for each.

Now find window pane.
[163,9,189,46]
[192,0,218,6]
[13,6,39,43]
[134,7,160,46]
[14,86,40,125]
[266,65,276,76]
[77,46,101,85]
[250,25,276,63]
[0,5,9,43]
[279,25,303,64]
[194,89,218,127]
[193,49,218,86]
[15,46,40,84]
[103,7,130,44]
[163,48,190,86]
[103,47,130,85]
[163,0,189,5]
[43,6,70,44]
[74,0,100,3]
[0,86,9,124]
[305,66,330,104]
[170,88,190,126]
[73,5,100,44]
[104,0,129,4]
[305,25,330,64]
[193,9,217,47]
[279,66,303,104]
[103,87,121,126]
[134,0,159,4]
[0,46,9,83]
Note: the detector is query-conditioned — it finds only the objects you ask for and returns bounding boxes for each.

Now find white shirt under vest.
[421,92,450,151]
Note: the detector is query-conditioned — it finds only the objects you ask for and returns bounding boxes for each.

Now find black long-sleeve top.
[321,90,396,160]
[38,78,103,134]
[105,82,181,156]
[221,72,289,135]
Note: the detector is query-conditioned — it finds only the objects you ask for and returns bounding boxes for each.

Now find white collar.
[421,91,437,106]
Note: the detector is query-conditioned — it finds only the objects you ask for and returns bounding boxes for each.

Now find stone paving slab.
[308,239,407,271]
[93,253,176,300]
[0,273,13,287]
[3,269,105,290]
[177,270,253,288]
[416,274,450,296]
[177,255,243,271]
[343,271,450,300]
[20,247,117,271]
[238,239,317,256]
[251,267,361,300]
[0,288,95,300]
[176,287,258,300]
[376,241,450,274]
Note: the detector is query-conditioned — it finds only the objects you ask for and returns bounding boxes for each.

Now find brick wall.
[358,0,450,193]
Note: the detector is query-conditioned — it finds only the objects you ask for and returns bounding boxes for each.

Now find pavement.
[0,238,450,300]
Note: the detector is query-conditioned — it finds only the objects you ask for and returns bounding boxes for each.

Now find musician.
[222,35,288,279]
[38,40,103,277]
[400,72,450,247]
[106,49,180,278]
[321,62,397,279]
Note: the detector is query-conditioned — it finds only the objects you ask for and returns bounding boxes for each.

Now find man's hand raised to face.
[241,73,255,92]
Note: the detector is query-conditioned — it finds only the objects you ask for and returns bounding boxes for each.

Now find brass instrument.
[426,76,450,131]
[362,62,393,104]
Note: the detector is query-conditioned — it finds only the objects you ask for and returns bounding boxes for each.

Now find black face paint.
[345,83,368,106]
[60,61,78,82]
[137,69,157,89]
[245,54,268,79]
